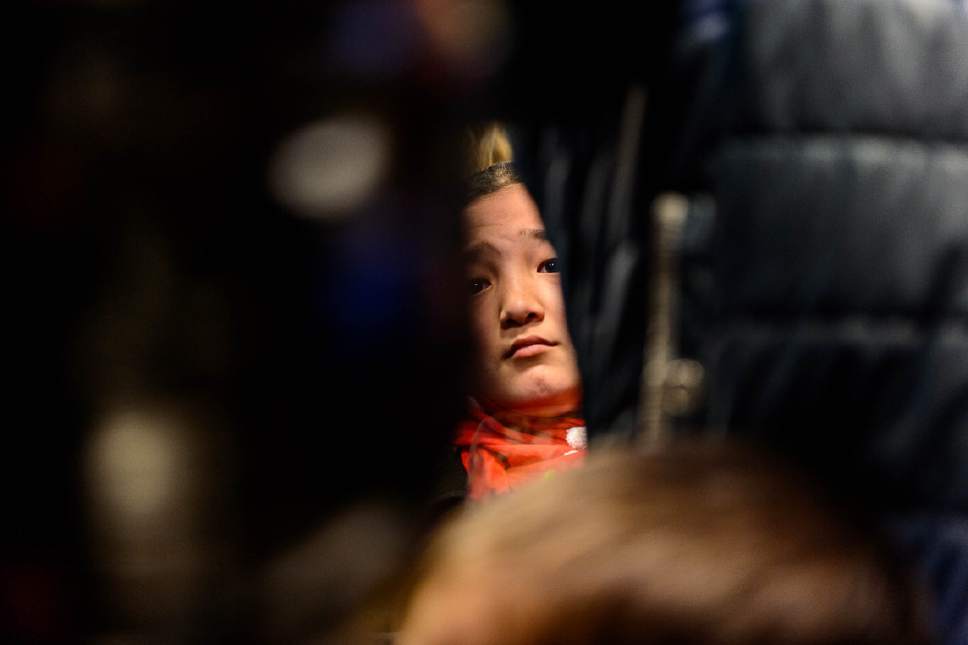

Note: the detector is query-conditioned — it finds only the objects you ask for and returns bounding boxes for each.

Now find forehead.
[463,183,544,239]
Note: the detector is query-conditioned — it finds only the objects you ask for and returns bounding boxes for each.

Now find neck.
[473,390,582,424]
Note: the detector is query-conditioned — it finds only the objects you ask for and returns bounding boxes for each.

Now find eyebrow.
[463,229,551,260]
[521,228,548,241]
[463,240,500,261]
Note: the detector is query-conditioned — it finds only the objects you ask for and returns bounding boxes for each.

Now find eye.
[468,277,491,295]
[538,258,560,274]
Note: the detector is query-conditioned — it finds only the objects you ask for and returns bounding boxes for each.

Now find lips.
[504,335,557,359]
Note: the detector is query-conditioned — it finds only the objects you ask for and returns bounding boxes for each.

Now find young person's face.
[463,183,581,415]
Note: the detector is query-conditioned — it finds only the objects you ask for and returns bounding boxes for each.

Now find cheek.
[541,282,570,335]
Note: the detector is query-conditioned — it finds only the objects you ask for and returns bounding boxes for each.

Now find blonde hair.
[467,122,514,173]
[464,123,521,202]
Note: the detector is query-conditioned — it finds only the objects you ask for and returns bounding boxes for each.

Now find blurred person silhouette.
[453,124,587,500]
[3,3,477,643]
[401,441,932,645]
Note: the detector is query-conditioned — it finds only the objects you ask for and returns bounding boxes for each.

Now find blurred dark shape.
[4,1,477,643]
[6,0,968,642]
[508,1,968,642]
[402,441,931,645]
[260,502,409,643]
[328,0,425,80]
[889,514,968,645]
[665,0,968,510]
[507,3,679,439]
[516,0,968,509]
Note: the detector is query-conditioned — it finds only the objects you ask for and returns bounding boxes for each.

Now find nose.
[500,276,545,329]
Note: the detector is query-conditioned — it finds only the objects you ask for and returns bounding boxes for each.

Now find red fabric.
[454,401,587,499]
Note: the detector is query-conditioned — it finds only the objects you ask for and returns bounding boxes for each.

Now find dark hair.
[466,161,521,203]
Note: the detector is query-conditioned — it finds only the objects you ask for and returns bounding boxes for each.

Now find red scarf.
[454,400,587,499]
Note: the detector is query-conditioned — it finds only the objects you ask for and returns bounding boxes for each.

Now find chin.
[497,373,581,416]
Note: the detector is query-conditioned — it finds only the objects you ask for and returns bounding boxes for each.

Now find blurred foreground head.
[401,442,929,645]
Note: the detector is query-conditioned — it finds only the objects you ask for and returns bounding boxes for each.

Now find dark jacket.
[669,8,968,642]
[516,1,968,642]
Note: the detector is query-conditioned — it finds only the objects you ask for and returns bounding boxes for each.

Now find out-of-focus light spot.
[416,0,510,77]
[86,408,179,521]
[268,115,390,220]
[84,404,227,629]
